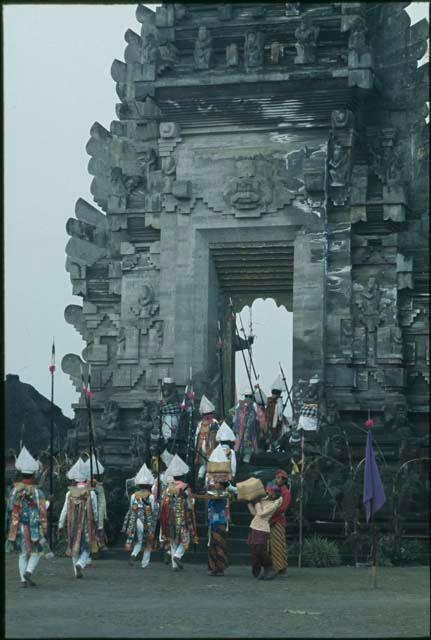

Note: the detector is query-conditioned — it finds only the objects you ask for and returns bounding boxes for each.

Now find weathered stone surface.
[62,3,428,494]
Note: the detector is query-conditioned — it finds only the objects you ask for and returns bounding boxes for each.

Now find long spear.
[232,300,265,408]
[48,339,56,547]
[216,322,225,418]
[228,298,260,404]
[279,361,295,417]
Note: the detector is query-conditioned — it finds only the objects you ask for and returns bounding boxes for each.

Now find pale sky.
[4,3,428,417]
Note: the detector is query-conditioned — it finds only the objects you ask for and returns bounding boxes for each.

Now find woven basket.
[207,461,231,473]
[236,477,266,501]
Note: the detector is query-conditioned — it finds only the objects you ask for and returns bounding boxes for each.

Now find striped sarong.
[269,522,288,572]
[208,525,228,574]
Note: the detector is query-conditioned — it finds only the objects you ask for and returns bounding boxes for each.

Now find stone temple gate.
[62,2,429,487]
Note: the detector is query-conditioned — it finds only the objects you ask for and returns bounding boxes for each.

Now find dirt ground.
[5,555,430,638]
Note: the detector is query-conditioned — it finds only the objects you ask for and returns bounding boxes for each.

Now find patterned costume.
[195,395,219,480]
[5,446,51,587]
[216,421,237,479]
[122,463,158,568]
[247,495,281,580]
[268,473,291,574]
[123,490,158,567]
[160,377,181,443]
[83,456,108,554]
[233,395,259,463]
[58,458,98,578]
[160,455,198,570]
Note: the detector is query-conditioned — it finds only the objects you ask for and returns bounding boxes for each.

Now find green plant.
[302,535,341,567]
[378,535,430,566]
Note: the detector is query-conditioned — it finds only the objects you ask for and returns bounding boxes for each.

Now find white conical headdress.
[271,375,283,392]
[67,458,89,482]
[254,387,268,405]
[161,449,174,466]
[83,454,105,475]
[216,421,236,442]
[209,444,229,463]
[165,453,189,478]
[199,395,215,415]
[134,463,154,486]
[15,446,39,474]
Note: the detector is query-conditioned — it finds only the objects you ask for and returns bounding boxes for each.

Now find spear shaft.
[48,340,56,548]
[229,298,262,404]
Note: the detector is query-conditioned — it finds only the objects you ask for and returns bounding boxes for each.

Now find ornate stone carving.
[354,276,393,333]
[223,160,272,215]
[194,26,212,70]
[270,42,283,64]
[285,3,300,16]
[244,32,264,69]
[157,41,179,75]
[294,15,319,64]
[226,43,239,68]
[328,109,354,206]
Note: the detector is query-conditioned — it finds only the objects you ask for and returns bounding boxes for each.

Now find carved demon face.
[224,161,272,212]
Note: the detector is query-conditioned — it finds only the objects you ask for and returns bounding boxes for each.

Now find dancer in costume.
[123,463,158,569]
[205,444,237,576]
[160,454,198,570]
[83,454,108,556]
[195,395,219,483]
[268,469,291,576]
[245,478,281,580]
[215,421,237,479]
[265,376,285,451]
[5,446,52,587]
[233,391,259,463]
[58,458,98,578]
[160,377,182,445]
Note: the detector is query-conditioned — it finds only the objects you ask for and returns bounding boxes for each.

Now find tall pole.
[48,339,56,548]
[298,431,305,568]
[232,301,265,408]
[217,322,225,418]
[371,511,377,588]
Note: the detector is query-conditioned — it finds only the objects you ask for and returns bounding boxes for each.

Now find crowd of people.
[4,371,318,587]
[5,425,291,586]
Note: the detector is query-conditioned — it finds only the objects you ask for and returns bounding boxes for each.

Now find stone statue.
[110,168,129,209]
[158,41,179,74]
[244,32,264,69]
[226,43,239,68]
[142,32,158,65]
[101,401,121,433]
[355,277,392,332]
[285,2,300,16]
[348,16,367,58]
[162,155,176,193]
[270,42,282,64]
[194,26,212,70]
[329,143,350,186]
[294,16,319,64]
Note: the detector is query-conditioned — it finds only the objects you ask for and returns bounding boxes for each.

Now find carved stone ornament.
[244,32,264,69]
[354,277,393,333]
[285,3,300,16]
[270,42,283,64]
[294,15,320,64]
[223,160,272,214]
[194,26,212,70]
[226,43,239,68]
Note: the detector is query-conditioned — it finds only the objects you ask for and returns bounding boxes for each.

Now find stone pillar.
[293,229,327,384]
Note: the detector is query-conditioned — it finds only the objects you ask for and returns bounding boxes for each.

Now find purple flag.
[363,429,386,523]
